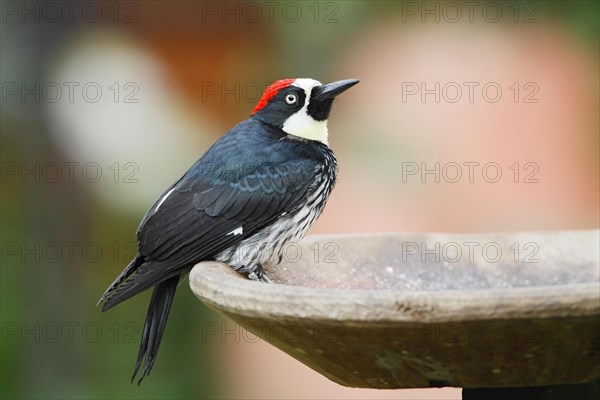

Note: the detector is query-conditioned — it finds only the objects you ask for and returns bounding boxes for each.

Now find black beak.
[314,79,360,101]
[307,79,359,121]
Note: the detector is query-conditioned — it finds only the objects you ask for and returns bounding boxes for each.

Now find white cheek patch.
[282,78,329,145]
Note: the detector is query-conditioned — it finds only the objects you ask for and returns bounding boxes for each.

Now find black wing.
[102,159,317,306]
[140,159,315,260]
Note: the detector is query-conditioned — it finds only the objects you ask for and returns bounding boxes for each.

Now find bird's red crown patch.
[252,79,295,114]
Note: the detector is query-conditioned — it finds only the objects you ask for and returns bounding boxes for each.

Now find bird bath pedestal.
[190,230,600,399]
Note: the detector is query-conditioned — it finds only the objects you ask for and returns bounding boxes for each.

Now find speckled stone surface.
[190,230,600,388]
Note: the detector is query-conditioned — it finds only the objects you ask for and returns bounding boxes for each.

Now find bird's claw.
[247,265,272,283]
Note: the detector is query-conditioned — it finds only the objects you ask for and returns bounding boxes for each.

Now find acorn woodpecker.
[98,78,359,384]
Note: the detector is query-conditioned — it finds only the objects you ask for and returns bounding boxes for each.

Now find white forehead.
[292,78,322,94]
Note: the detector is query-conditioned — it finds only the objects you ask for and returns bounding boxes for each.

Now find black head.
[252,78,359,144]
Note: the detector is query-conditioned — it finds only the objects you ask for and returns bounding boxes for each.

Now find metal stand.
[463,381,600,400]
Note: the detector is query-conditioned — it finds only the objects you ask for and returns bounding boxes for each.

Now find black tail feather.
[98,254,144,310]
[131,275,180,385]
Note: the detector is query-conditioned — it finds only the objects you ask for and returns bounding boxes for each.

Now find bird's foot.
[247,264,272,283]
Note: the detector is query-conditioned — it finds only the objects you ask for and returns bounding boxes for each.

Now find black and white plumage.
[98,78,358,384]
[214,144,337,279]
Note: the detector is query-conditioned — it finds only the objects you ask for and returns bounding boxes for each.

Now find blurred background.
[1,1,598,399]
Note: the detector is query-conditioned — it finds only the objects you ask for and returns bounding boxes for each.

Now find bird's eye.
[285,93,297,105]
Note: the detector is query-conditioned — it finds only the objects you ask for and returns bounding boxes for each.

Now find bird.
[98,77,359,384]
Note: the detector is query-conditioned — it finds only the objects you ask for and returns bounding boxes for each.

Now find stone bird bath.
[190,230,599,390]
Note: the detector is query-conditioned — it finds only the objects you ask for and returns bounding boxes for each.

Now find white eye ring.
[285,93,297,105]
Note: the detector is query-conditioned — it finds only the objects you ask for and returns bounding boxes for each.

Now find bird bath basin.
[190,230,600,389]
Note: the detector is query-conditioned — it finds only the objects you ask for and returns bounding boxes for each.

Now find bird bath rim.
[190,230,600,324]
[189,230,600,389]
